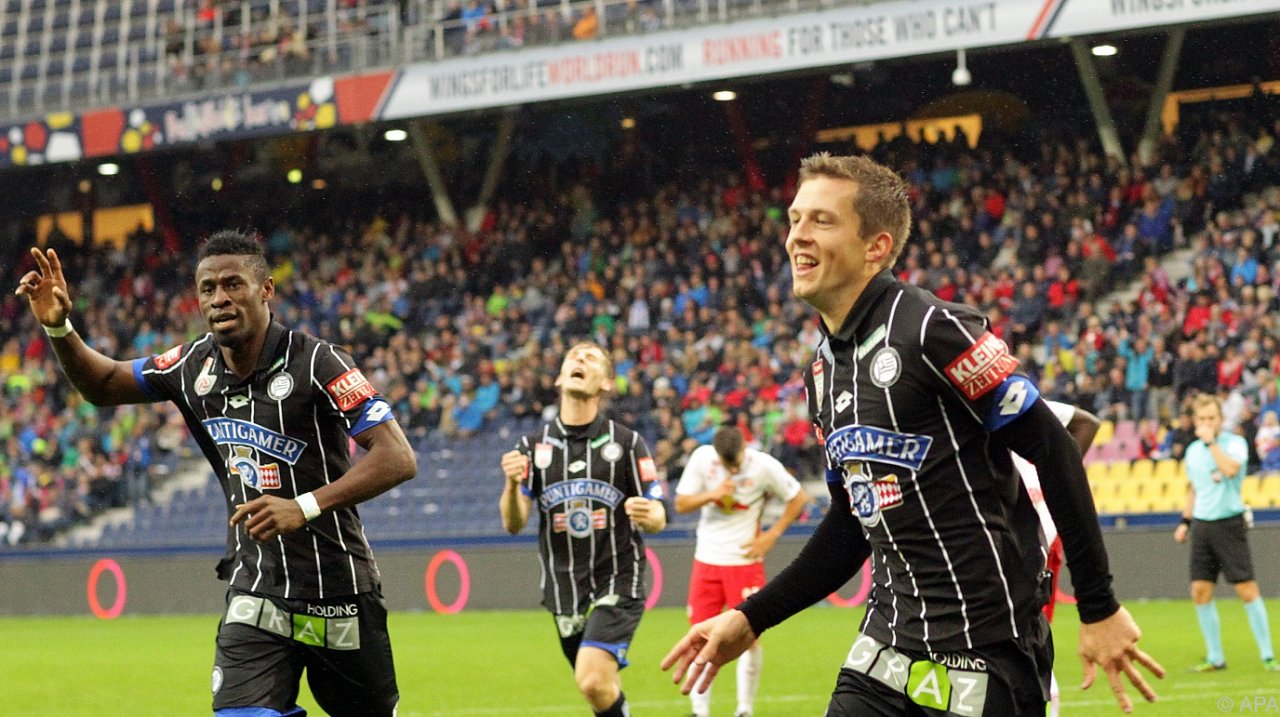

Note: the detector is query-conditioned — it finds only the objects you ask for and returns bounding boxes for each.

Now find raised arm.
[16,247,152,406]
[500,449,533,534]
[1067,406,1102,453]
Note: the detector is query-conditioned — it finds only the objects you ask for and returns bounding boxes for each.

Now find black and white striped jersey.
[807,270,1047,652]
[515,415,663,616]
[131,320,395,599]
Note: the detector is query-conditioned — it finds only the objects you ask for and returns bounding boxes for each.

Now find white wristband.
[43,318,73,338]
[295,492,322,521]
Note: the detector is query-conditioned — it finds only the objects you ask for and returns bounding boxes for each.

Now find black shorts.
[1190,514,1255,584]
[553,595,645,669]
[212,587,398,717]
[827,616,1053,717]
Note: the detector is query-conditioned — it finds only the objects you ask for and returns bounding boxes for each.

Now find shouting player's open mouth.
[210,312,238,331]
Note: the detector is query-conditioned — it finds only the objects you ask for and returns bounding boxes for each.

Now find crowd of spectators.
[161,0,669,90]
[3,94,1279,547]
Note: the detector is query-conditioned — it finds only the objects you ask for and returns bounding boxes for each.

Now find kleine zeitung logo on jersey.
[944,332,1018,400]
[154,344,184,370]
[326,368,376,411]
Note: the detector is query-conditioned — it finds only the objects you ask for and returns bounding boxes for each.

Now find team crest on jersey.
[534,443,553,469]
[267,373,294,400]
[194,357,218,396]
[600,441,623,463]
[555,499,601,538]
[869,347,901,388]
[811,360,825,409]
[845,474,902,527]
[228,446,281,491]
[155,344,184,370]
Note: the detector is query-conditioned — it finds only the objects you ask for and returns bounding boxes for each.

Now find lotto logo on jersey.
[326,368,377,411]
[945,332,1018,400]
[154,344,183,370]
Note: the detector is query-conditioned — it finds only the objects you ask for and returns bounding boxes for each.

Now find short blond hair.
[1192,394,1221,415]
[798,152,911,266]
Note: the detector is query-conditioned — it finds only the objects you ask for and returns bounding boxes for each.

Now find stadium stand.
[3,41,1280,547]
[0,0,887,119]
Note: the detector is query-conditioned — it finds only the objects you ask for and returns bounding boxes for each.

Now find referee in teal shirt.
[1174,394,1280,672]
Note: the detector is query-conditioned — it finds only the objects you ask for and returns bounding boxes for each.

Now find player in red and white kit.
[675,426,809,717]
[1012,399,1101,717]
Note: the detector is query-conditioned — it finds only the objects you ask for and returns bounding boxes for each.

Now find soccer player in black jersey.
[500,341,667,717]
[17,232,416,717]
[663,154,1165,715]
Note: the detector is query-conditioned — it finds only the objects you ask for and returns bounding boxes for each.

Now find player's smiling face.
[556,344,611,399]
[786,175,876,327]
[196,254,273,349]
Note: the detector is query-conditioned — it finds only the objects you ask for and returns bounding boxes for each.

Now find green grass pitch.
[5,600,1280,715]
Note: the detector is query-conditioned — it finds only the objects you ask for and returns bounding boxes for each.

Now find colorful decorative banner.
[0,71,393,169]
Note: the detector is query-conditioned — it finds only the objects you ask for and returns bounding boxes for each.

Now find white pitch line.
[396,692,825,716]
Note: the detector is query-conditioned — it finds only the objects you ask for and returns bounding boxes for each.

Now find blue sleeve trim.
[581,639,631,668]
[520,484,534,498]
[985,375,1041,432]
[825,467,844,485]
[644,482,664,500]
[130,358,161,400]
[348,398,394,437]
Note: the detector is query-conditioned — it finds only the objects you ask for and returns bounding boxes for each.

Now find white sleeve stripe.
[942,308,979,344]
[140,335,214,377]
[936,394,1019,638]
[921,355,983,424]
[883,291,904,427]
[920,306,934,347]
[880,291,929,646]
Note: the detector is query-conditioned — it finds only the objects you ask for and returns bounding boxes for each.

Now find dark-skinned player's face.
[196,255,273,349]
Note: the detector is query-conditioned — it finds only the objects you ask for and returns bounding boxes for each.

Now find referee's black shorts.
[1190,513,1255,584]
[212,586,398,717]
[827,615,1053,717]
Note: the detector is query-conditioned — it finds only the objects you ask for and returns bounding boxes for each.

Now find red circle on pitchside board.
[424,550,471,614]
[827,559,872,608]
[87,558,127,619]
[645,547,663,609]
